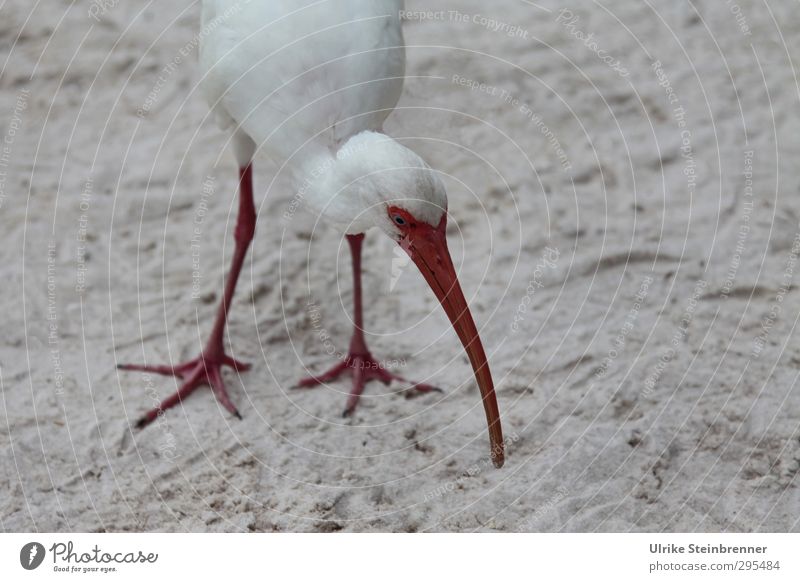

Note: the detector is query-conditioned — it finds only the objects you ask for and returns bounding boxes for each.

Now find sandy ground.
[1,0,800,532]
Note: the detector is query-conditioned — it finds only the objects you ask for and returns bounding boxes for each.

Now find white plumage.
[201,0,405,148]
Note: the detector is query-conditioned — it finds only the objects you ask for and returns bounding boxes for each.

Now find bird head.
[325,130,447,235]
[321,131,504,466]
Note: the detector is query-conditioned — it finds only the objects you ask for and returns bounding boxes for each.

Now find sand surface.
[2,0,800,532]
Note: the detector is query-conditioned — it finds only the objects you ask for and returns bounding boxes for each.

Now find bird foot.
[295,352,442,416]
[118,352,251,428]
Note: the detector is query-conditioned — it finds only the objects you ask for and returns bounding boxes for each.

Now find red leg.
[296,233,441,416]
[119,164,256,428]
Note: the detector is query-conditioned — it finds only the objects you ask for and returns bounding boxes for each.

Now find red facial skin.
[387,206,504,468]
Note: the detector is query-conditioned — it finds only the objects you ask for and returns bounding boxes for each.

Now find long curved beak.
[400,216,505,468]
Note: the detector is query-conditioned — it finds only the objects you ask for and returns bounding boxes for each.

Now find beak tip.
[491,448,505,469]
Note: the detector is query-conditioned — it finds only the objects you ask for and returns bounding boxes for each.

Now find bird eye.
[392,215,406,226]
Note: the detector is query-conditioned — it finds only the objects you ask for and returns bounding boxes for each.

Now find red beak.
[401,215,504,468]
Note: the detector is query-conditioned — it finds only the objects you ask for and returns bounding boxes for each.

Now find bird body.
[201,6,397,155]
[199,0,446,235]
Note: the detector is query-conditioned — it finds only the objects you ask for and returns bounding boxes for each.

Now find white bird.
[120,0,505,467]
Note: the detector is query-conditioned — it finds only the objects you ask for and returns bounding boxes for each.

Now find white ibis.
[119,0,505,467]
